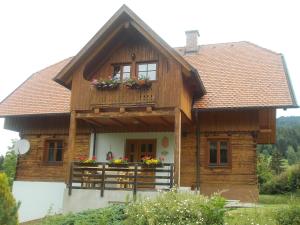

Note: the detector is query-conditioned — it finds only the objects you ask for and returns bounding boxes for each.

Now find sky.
[0,0,299,156]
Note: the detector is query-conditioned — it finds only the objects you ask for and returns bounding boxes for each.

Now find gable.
[54,5,205,95]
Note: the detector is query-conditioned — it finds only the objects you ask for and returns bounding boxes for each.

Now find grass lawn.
[225,192,300,225]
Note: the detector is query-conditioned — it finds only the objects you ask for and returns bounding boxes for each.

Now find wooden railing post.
[66,110,77,183]
[169,164,174,189]
[101,164,105,197]
[68,162,73,196]
[133,164,138,201]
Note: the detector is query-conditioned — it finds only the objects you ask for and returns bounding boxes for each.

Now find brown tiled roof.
[0,42,297,117]
[0,58,71,117]
[177,41,297,109]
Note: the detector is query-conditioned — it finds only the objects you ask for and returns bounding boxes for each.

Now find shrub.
[124,190,226,225]
[261,164,300,194]
[38,204,125,225]
[0,172,19,225]
[275,204,300,225]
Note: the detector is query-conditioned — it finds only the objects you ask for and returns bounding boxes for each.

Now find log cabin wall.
[5,116,91,181]
[70,38,182,111]
[181,110,260,202]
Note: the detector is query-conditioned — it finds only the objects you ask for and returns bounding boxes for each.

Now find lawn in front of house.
[225,193,300,225]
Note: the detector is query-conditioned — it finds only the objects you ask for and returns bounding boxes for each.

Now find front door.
[125,139,157,188]
[125,139,156,162]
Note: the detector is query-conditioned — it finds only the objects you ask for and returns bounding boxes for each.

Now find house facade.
[0,5,297,222]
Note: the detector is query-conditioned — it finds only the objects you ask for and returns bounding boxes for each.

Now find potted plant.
[123,75,151,90]
[108,156,129,168]
[76,156,97,166]
[141,156,164,168]
[91,76,121,90]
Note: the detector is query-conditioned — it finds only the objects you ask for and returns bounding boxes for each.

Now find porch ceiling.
[76,109,192,131]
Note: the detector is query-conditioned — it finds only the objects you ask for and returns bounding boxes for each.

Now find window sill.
[208,164,230,169]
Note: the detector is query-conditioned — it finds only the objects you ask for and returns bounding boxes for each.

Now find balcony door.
[125,139,157,189]
[125,139,157,162]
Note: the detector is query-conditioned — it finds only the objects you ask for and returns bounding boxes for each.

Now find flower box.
[123,78,152,90]
[91,78,120,90]
[76,162,98,167]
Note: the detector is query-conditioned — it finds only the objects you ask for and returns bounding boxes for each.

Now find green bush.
[261,164,300,194]
[124,190,226,225]
[0,172,19,225]
[275,204,300,225]
[38,204,125,225]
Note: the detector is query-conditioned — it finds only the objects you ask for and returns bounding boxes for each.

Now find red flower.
[92,156,96,160]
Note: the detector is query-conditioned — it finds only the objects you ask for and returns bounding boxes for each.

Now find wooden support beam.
[66,110,77,183]
[134,117,149,126]
[76,110,174,119]
[174,108,181,187]
[82,118,104,128]
[110,118,127,127]
[159,116,173,127]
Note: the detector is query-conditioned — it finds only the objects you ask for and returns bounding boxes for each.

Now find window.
[112,64,131,81]
[45,140,63,163]
[137,63,157,80]
[208,140,230,167]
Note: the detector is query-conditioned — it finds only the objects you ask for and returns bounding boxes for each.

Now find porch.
[68,162,174,198]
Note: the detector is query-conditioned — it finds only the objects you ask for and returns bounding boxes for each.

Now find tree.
[0,173,19,225]
[286,145,298,165]
[2,140,18,188]
[257,154,273,187]
[270,149,285,174]
[0,156,4,171]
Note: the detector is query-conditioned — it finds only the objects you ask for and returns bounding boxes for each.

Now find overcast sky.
[0,0,299,156]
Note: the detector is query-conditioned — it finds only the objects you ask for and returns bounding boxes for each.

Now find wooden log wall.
[180,110,260,202]
[15,133,90,181]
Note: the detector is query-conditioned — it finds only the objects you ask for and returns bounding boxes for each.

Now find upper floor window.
[208,139,230,167]
[137,63,157,80]
[45,140,63,163]
[113,64,131,81]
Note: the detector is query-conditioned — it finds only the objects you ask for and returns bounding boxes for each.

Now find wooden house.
[0,5,297,222]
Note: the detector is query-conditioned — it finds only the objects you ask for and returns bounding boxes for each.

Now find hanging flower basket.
[91,77,120,90]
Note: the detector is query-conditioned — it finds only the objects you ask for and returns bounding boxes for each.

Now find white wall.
[91,132,174,163]
[13,181,65,222]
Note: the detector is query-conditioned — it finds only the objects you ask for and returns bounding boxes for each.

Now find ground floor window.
[207,139,230,167]
[44,140,64,164]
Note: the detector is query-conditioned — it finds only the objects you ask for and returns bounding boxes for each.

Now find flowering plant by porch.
[142,156,164,167]
[91,76,121,90]
[108,154,129,167]
[78,156,97,163]
[123,75,151,90]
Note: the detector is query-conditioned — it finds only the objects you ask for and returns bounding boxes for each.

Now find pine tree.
[0,173,19,225]
[270,149,284,174]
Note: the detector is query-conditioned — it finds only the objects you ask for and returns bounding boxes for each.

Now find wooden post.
[174,108,181,187]
[101,164,105,197]
[66,110,77,183]
[133,164,138,201]
[169,164,174,189]
[68,162,73,196]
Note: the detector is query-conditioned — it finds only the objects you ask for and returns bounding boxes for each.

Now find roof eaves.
[280,53,298,107]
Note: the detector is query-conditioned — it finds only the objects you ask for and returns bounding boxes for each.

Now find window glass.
[56,141,63,162]
[123,65,131,80]
[209,142,217,164]
[220,142,228,164]
[138,63,157,80]
[113,65,121,80]
[48,142,55,162]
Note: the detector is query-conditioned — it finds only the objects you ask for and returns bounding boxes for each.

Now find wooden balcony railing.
[90,83,157,107]
[68,162,174,198]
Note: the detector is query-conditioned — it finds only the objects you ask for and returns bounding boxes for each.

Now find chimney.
[185,30,199,54]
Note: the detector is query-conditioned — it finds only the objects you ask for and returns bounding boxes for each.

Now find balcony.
[68,162,174,198]
[90,83,157,108]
